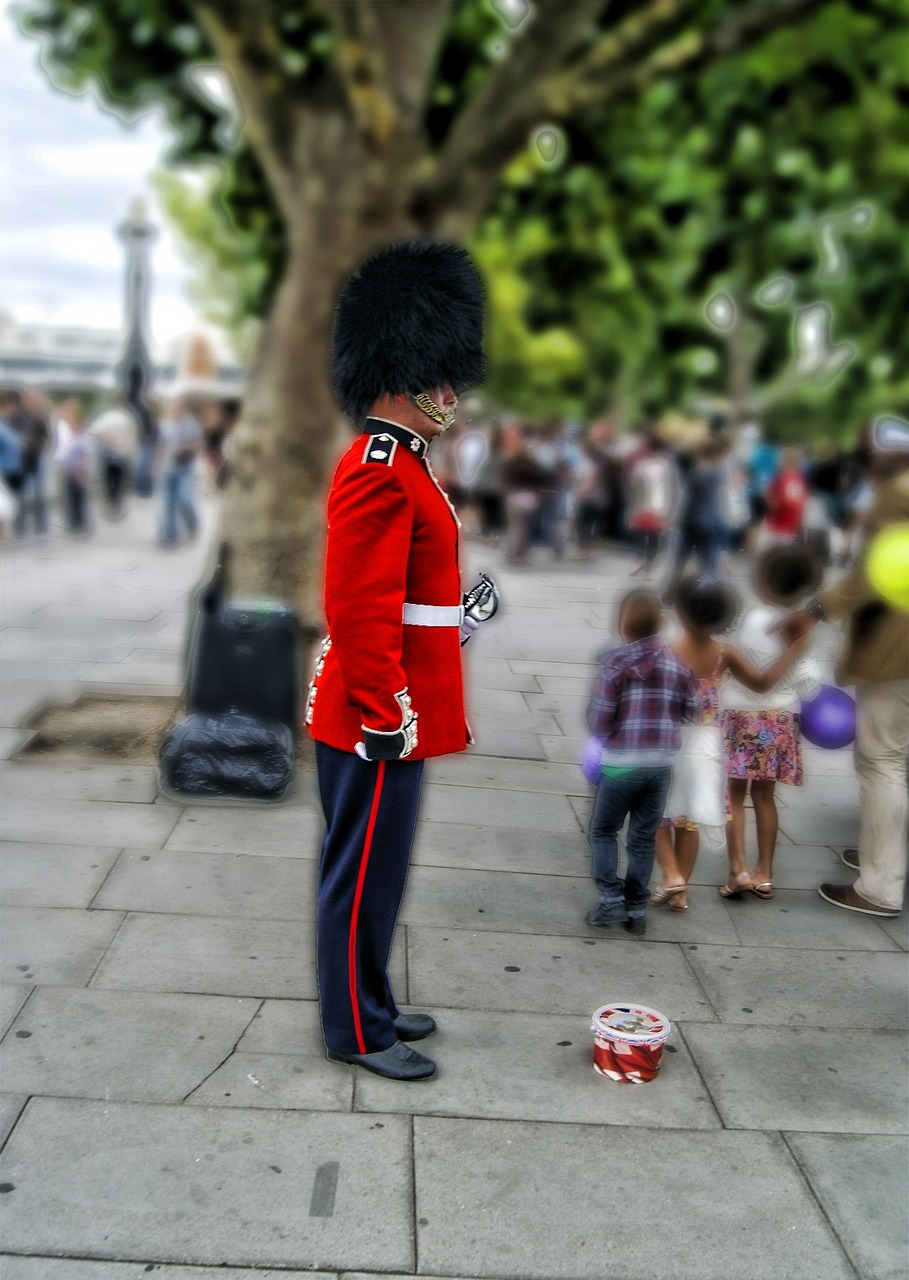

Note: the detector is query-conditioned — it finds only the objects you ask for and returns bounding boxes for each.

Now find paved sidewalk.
[0,496,906,1280]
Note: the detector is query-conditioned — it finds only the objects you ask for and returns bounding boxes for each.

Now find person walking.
[156,398,204,546]
[773,422,909,918]
[305,241,495,1081]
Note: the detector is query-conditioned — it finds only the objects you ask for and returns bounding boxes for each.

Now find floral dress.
[720,708,803,785]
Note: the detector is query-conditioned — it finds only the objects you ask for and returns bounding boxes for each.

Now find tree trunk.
[214,125,420,650]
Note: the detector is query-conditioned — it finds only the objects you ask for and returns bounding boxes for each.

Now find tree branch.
[314,0,398,144]
[186,0,313,214]
[550,0,836,114]
[411,0,604,224]
[372,0,457,122]
[417,0,836,238]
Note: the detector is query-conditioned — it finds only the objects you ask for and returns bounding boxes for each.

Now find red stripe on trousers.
[348,759,386,1054]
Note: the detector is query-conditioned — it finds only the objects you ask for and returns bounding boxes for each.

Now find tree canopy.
[15,0,908,612]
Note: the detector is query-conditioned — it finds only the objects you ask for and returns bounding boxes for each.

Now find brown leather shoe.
[840,848,860,870]
[818,883,899,917]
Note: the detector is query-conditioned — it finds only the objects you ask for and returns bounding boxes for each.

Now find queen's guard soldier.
[306,242,498,1080]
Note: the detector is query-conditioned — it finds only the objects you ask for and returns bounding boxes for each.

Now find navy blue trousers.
[315,742,424,1055]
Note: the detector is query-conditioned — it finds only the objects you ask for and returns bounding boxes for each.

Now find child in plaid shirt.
[585,590,700,935]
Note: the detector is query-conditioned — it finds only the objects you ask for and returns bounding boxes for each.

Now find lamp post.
[116,199,158,493]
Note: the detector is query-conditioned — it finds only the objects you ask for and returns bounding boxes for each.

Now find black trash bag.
[160,711,294,801]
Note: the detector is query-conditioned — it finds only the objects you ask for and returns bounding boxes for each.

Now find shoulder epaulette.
[361,434,398,466]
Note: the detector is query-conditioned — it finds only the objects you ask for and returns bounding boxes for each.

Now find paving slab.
[427,754,587,796]
[236,996,324,1053]
[0,728,37,759]
[460,726,548,760]
[1,1093,28,1147]
[685,943,907,1028]
[0,1263,337,1280]
[406,927,717,1021]
[724,887,902,950]
[0,796,179,848]
[399,865,593,937]
[413,1118,855,1280]
[1,984,34,1037]
[465,664,541,692]
[510,659,597,679]
[777,809,861,848]
[0,842,123,909]
[418,784,582,835]
[162,803,322,857]
[187,1051,354,1112]
[79,662,185,693]
[785,1132,909,1280]
[538,732,587,764]
[2,762,160,804]
[0,1098,414,1272]
[1,907,124,987]
[0,987,260,1103]
[683,1023,908,1133]
[90,912,406,1004]
[523,690,589,732]
[92,849,316,920]
[0,682,80,730]
[352,1006,720,1129]
[89,911,317,1000]
[411,819,589,877]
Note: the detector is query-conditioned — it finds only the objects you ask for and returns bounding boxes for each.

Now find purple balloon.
[581,736,604,786]
[800,685,856,749]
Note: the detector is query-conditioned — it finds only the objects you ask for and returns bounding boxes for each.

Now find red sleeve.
[324,457,413,732]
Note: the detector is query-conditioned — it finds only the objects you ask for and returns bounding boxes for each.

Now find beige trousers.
[853,677,909,911]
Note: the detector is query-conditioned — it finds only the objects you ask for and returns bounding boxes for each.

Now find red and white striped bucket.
[591,1003,671,1083]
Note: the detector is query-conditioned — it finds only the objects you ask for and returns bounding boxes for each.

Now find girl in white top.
[718,546,823,900]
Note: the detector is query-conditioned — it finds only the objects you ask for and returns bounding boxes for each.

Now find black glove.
[356,690,418,760]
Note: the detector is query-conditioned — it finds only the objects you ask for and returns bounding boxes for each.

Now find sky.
[0,2,202,347]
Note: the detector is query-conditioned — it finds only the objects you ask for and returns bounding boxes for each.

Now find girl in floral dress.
[651,575,809,910]
[718,547,822,900]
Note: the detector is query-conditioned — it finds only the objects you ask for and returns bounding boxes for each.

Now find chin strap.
[411,392,457,430]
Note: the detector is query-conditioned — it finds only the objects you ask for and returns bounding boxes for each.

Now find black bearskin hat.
[332,240,486,426]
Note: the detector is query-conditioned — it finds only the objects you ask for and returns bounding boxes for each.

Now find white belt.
[403,602,464,627]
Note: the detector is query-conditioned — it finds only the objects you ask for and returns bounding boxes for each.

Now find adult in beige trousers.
[775,438,909,917]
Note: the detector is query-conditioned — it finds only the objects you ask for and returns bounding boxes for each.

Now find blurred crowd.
[431,415,879,583]
[0,386,238,547]
[0,389,882,588]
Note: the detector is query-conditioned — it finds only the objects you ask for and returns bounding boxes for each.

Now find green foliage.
[476,1,909,440]
[15,0,909,443]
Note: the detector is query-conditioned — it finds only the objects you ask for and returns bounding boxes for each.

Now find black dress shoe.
[393,1011,437,1041]
[325,1040,436,1080]
[623,916,646,936]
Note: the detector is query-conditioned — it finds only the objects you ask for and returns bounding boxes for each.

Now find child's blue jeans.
[589,766,672,919]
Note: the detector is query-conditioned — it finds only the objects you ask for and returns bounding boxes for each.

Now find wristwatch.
[804,597,827,621]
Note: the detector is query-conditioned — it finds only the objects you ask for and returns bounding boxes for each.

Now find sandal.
[650,882,687,907]
[719,873,753,900]
[749,881,774,900]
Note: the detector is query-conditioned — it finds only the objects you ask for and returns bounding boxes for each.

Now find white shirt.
[720,604,820,712]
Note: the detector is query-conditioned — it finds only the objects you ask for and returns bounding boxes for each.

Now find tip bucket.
[591,1003,671,1083]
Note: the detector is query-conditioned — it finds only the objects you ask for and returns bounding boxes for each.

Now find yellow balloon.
[866,523,909,612]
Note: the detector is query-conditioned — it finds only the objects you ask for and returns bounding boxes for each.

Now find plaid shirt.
[587,635,700,765]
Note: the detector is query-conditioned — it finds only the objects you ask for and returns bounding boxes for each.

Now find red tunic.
[306,419,471,760]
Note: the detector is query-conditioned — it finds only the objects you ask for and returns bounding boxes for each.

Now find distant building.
[0,313,244,401]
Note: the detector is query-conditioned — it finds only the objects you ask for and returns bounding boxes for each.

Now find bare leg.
[650,824,696,906]
[671,827,700,909]
[721,778,754,895]
[749,779,778,895]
